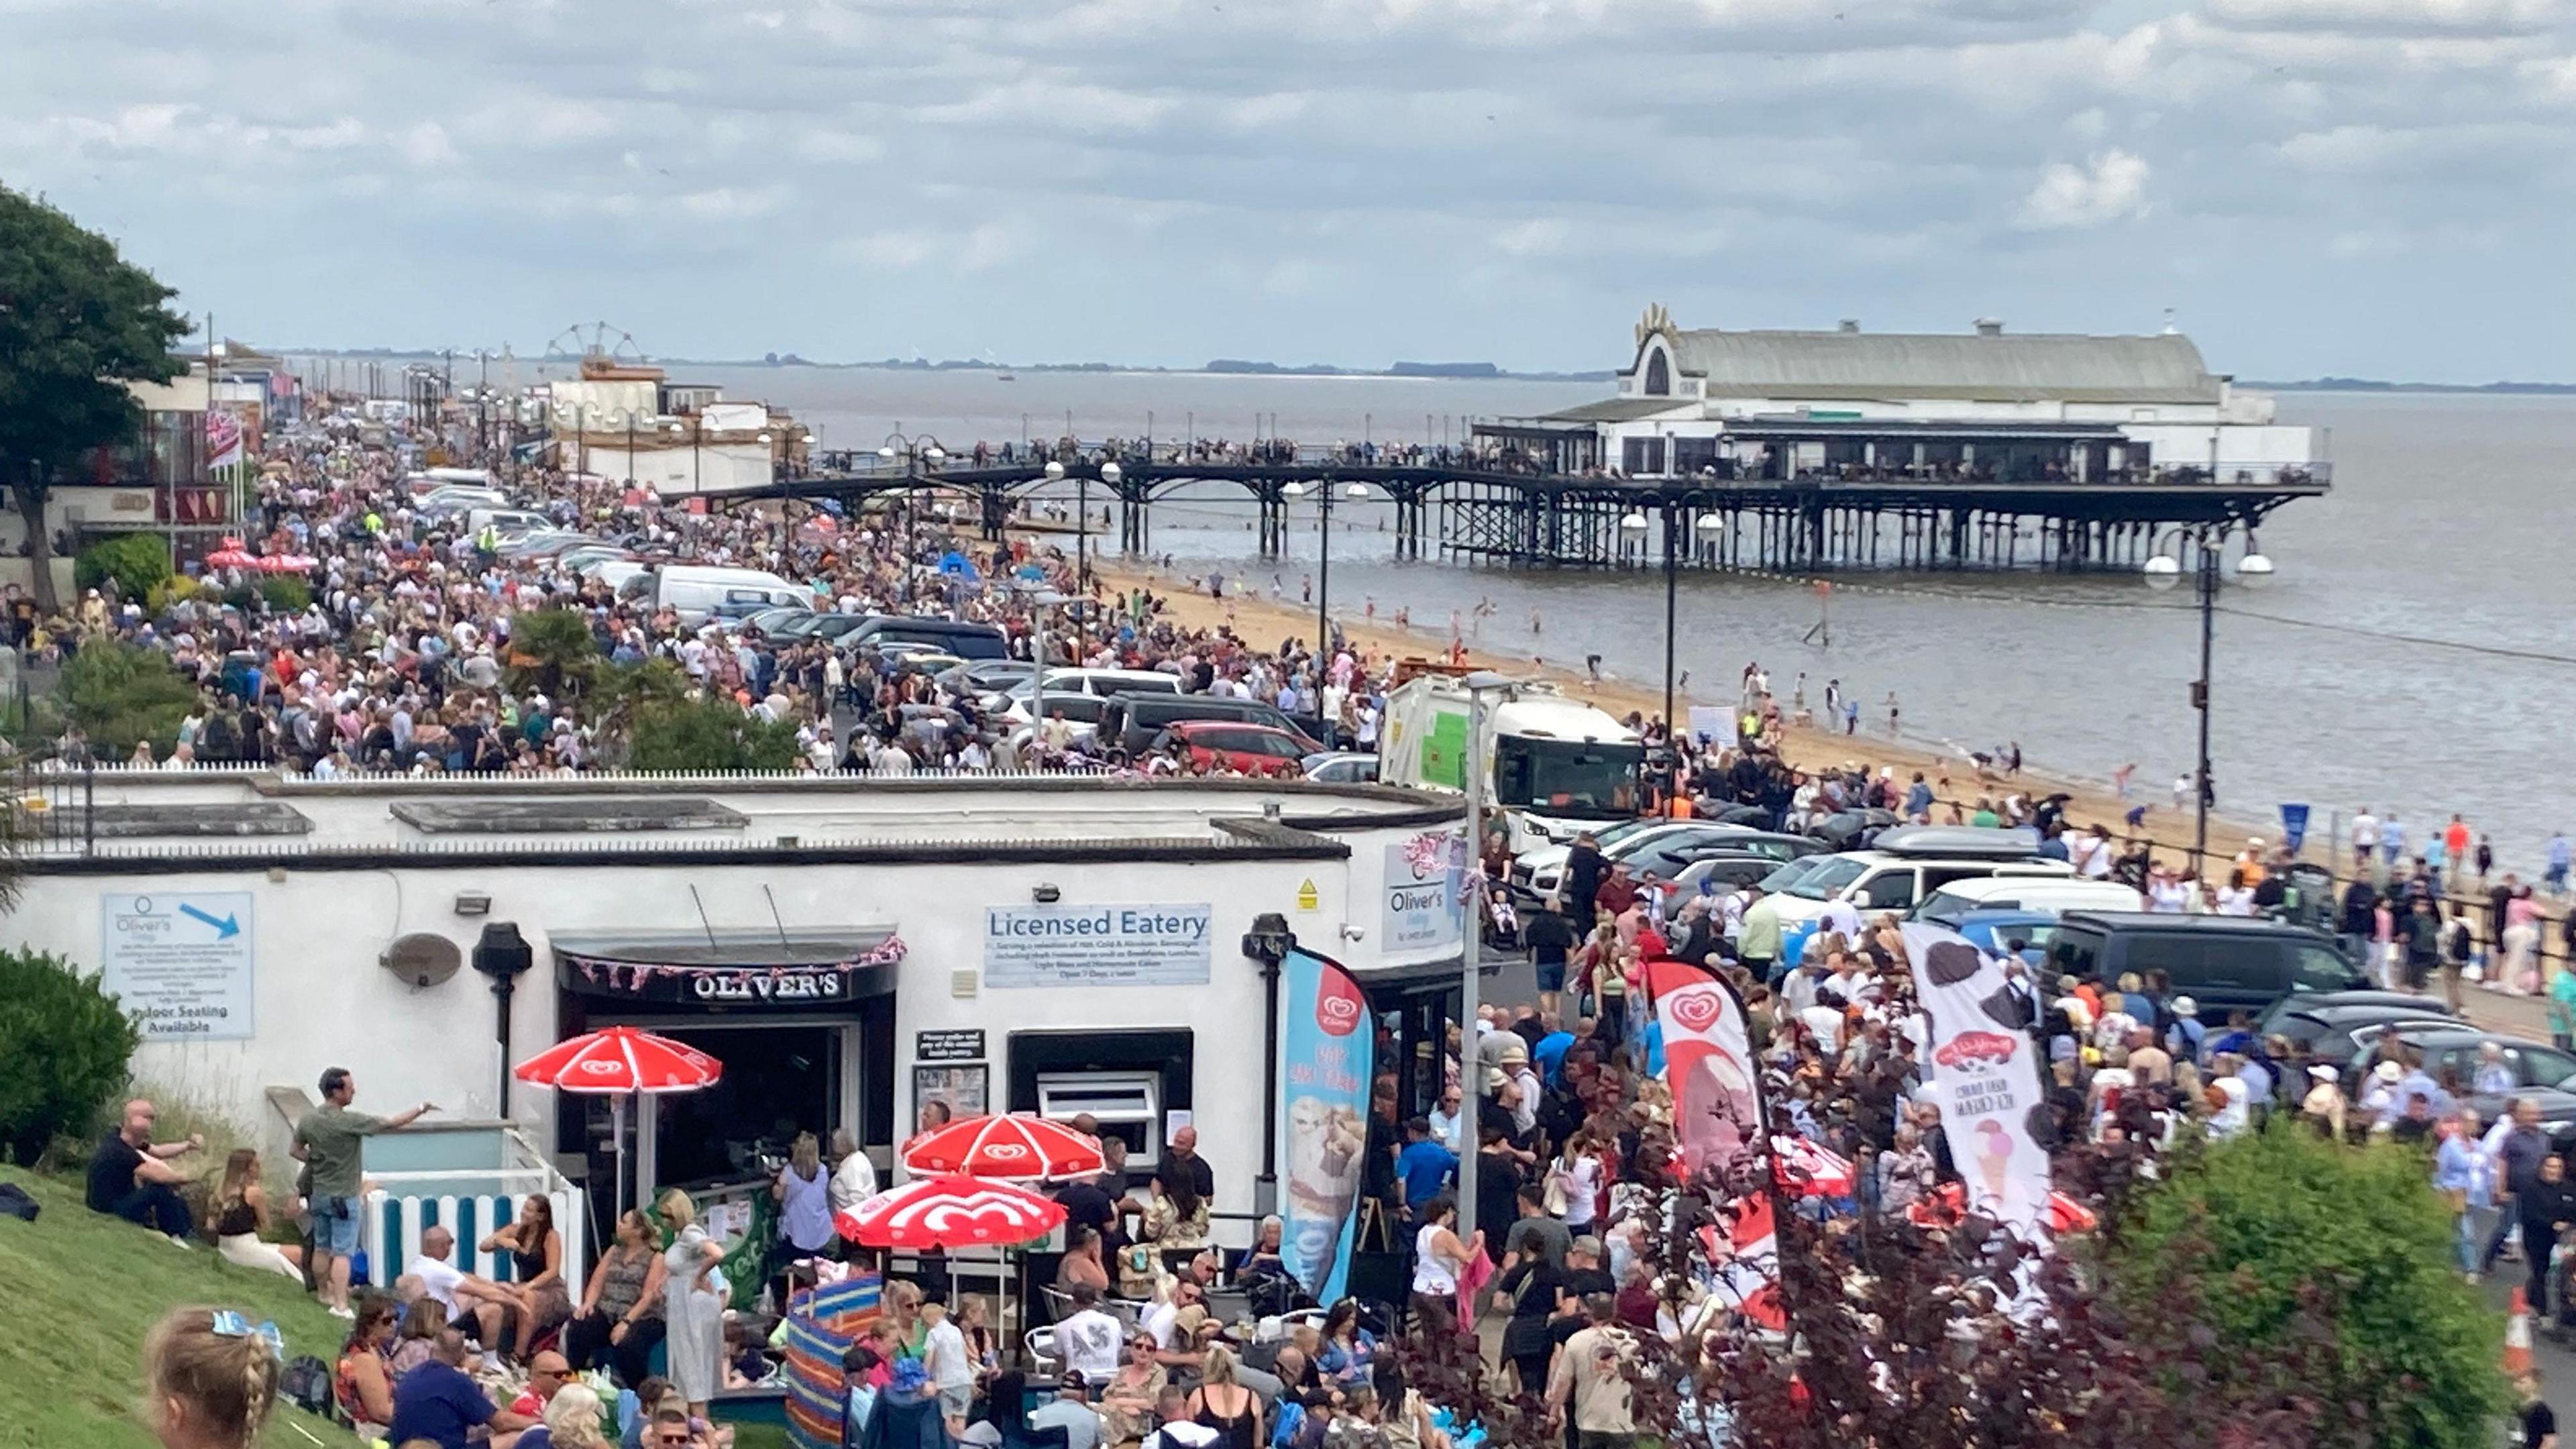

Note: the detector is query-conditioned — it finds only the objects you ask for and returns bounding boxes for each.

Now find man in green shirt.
[294,1066,435,1318]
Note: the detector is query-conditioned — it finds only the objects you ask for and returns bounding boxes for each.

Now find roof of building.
[1538,397,1701,423]
[1658,328,2223,405]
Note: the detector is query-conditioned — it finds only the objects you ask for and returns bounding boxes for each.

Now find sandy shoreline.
[1069,549,2279,872]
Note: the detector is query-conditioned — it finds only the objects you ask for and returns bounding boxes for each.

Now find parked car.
[936,660,1039,695]
[1005,694,1108,753]
[1911,876,2144,928]
[1302,752,1379,784]
[1668,852,1792,899]
[1948,908,2068,969]
[1153,721,1309,775]
[1102,694,1326,757]
[2043,912,2369,1022]
[843,616,1009,661]
[2342,1025,2576,1132]
[2261,1000,2459,1063]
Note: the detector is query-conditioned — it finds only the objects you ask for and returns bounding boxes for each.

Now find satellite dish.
[380,933,464,989]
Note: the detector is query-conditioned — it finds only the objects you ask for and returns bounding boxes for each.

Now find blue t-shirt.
[386,1361,495,1449]
[1532,1031,1576,1086]
[1394,1140,1457,1210]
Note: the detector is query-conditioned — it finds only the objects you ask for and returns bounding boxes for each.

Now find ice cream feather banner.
[1279,946,1373,1305]
[1647,959,1762,1181]
[1898,922,2053,1235]
[1647,959,1782,1332]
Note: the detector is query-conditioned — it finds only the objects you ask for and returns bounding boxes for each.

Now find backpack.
[278,1354,337,1419]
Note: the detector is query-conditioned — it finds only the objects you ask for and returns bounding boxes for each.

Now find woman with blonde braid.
[144,1307,282,1449]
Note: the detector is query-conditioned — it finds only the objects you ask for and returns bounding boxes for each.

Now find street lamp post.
[1619,498,1723,741]
[1283,478,1369,655]
[1453,667,1511,1240]
[2143,527,2275,873]
[878,432,945,606]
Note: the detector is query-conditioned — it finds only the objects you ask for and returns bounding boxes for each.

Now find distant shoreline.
[272,348,2571,393]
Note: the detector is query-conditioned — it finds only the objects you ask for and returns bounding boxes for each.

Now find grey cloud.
[0,0,2569,379]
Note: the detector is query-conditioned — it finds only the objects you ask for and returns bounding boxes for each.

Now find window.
[1037,1071,1163,1169]
[1645,350,1670,396]
[2047,929,2106,982]
[2293,945,2357,992]
[1620,437,1668,475]
[2516,1046,2576,1089]
[2193,937,2286,990]
[1673,437,1718,475]
[1859,870,1918,910]
[1250,734,1306,759]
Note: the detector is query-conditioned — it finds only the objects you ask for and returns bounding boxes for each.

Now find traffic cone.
[2506,1286,2534,1375]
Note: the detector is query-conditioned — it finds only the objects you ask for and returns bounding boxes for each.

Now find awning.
[1718,419,2127,442]
[553,928,904,1008]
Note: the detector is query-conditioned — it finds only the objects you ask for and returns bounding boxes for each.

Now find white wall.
[6,782,1459,1227]
[576,439,773,494]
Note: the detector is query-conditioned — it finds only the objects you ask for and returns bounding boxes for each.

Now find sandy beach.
[1069,547,2279,874]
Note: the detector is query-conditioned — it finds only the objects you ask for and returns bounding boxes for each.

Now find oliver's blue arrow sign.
[178,903,241,938]
[101,892,255,1040]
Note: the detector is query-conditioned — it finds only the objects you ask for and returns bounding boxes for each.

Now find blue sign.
[2279,802,2311,855]
[1279,947,1373,1305]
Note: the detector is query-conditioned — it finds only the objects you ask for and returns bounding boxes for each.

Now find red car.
[1155,722,1309,775]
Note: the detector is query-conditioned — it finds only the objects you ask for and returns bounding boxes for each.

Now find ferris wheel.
[546,321,644,364]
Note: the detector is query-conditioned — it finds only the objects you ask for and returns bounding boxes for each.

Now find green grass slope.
[0,1173,362,1449]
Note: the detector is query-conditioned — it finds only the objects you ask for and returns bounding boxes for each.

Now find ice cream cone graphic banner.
[1898,923,2053,1235]
[1280,946,1373,1305]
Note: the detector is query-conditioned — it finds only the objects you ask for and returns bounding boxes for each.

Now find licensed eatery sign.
[983,903,1213,987]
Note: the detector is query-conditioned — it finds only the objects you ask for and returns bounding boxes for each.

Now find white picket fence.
[359,1142,586,1291]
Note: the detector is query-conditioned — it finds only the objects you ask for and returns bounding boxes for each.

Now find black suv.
[2044,912,2369,1021]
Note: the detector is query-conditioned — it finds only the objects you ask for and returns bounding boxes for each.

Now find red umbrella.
[515,1026,722,1093]
[1908,1181,2098,1234]
[836,1175,1066,1250]
[1770,1136,1856,1198]
[254,553,319,574]
[203,538,256,570]
[515,1028,722,1213]
[902,1114,1104,1181]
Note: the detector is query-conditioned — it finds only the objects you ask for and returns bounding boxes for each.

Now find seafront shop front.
[12,768,1473,1248]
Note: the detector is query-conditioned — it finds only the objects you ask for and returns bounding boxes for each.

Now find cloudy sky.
[3,0,2571,380]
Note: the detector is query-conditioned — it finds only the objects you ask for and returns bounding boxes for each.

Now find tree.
[0,186,191,612]
[72,531,172,601]
[2100,1124,2506,1449]
[60,635,197,758]
[585,659,692,765]
[0,948,140,1165]
[505,606,600,701]
[628,694,800,772]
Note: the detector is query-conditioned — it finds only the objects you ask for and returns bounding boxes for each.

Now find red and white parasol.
[203,538,257,570]
[835,1174,1067,1250]
[515,1027,722,1214]
[1908,1181,2098,1235]
[515,1026,722,1093]
[1770,1136,1856,1198]
[254,553,319,574]
[901,1113,1105,1181]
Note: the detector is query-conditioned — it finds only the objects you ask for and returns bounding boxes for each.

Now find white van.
[622,565,810,627]
[1911,876,2144,928]
[989,667,1182,718]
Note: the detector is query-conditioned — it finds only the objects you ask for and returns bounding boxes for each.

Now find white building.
[1484,305,2322,486]
[16,771,1468,1241]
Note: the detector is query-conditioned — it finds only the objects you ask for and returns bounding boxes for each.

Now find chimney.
[1837,319,1860,333]
[1973,317,2004,337]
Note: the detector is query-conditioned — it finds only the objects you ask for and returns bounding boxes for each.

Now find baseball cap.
[1058,1371,1089,1393]
[2307,1065,2339,1081]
